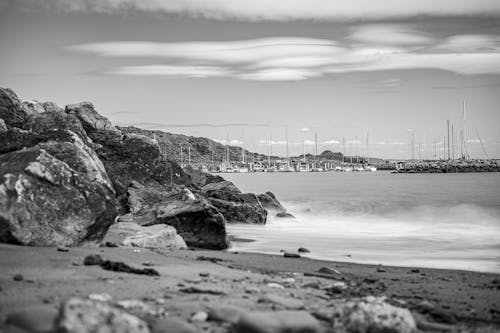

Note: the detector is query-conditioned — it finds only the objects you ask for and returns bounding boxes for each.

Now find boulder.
[57,297,149,333]
[0,118,6,132]
[331,296,416,333]
[22,110,89,142]
[0,146,116,246]
[90,130,191,205]
[102,222,187,249]
[0,87,31,128]
[257,191,286,212]
[42,101,64,113]
[65,101,118,133]
[183,166,225,187]
[127,183,228,249]
[23,100,45,114]
[202,180,267,224]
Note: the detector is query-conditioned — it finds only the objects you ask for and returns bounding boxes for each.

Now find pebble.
[208,305,245,324]
[318,267,342,275]
[152,318,198,333]
[88,293,113,302]
[266,283,285,289]
[297,247,310,253]
[6,305,58,333]
[376,267,386,273]
[105,241,119,247]
[199,272,210,277]
[234,310,322,333]
[13,274,23,281]
[83,254,103,266]
[191,311,208,322]
[142,261,154,267]
[283,252,301,258]
[281,277,296,284]
[259,294,305,310]
[301,281,320,289]
[57,245,69,252]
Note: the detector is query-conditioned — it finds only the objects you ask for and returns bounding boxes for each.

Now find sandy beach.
[1,243,499,332]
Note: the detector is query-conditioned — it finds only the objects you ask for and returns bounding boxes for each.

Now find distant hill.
[119,127,386,165]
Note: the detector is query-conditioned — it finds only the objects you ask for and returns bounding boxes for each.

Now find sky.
[1,0,500,159]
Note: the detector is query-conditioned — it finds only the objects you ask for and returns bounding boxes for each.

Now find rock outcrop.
[65,101,118,134]
[0,87,31,128]
[0,147,116,246]
[0,118,7,132]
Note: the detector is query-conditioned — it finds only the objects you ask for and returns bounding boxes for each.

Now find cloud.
[14,0,500,21]
[214,138,244,145]
[322,140,340,144]
[67,35,500,81]
[348,24,434,45]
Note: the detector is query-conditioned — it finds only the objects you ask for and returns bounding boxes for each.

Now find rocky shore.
[1,87,500,332]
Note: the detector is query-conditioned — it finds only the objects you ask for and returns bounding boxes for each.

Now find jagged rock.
[127,183,228,249]
[257,191,286,212]
[57,297,149,333]
[0,147,116,246]
[0,87,31,128]
[0,118,7,132]
[234,311,322,333]
[331,296,416,333]
[202,180,267,224]
[183,166,225,187]
[42,101,63,113]
[22,109,89,142]
[23,100,45,114]
[102,222,187,249]
[90,130,191,205]
[65,101,118,133]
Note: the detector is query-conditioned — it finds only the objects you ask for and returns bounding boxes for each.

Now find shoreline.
[1,243,499,331]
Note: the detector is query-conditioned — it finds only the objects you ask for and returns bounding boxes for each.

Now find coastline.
[1,243,499,331]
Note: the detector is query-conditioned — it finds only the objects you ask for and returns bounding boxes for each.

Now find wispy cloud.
[213,138,244,145]
[14,0,500,21]
[66,30,500,81]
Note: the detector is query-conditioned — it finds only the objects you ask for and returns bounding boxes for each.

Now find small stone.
[234,311,322,333]
[410,268,420,273]
[298,247,310,253]
[57,245,69,252]
[301,281,320,289]
[142,261,154,267]
[6,305,58,333]
[13,274,24,281]
[266,283,285,289]
[281,277,295,284]
[105,241,119,247]
[414,300,435,313]
[83,254,103,266]
[283,252,301,258]
[208,305,245,324]
[72,261,80,266]
[259,294,305,310]
[191,311,208,322]
[152,318,198,333]
[376,267,386,273]
[199,272,210,277]
[88,293,113,302]
[318,267,342,275]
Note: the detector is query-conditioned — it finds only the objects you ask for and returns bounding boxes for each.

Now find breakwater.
[393,159,500,173]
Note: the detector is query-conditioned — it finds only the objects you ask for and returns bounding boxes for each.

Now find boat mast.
[451,124,455,160]
[366,132,369,164]
[268,130,271,167]
[463,100,467,160]
[447,120,450,160]
[285,126,289,160]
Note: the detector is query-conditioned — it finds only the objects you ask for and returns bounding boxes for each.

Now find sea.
[222,171,500,273]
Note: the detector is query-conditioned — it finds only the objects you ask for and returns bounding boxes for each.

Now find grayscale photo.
[0,0,499,332]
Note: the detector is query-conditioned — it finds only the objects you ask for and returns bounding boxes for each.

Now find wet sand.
[0,243,499,331]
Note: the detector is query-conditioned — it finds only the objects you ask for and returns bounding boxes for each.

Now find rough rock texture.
[0,147,116,246]
[42,101,63,113]
[65,101,118,135]
[0,118,6,132]
[0,88,30,128]
[126,182,228,249]
[22,100,45,114]
[257,192,286,213]
[90,130,191,206]
[102,222,187,249]
[57,297,150,333]
[22,110,89,142]
[202,180,267,224]
[331,296,417,333]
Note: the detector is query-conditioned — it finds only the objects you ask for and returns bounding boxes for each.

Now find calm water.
[222,171,500,273]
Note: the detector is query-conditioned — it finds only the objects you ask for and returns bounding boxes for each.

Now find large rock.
[65,101,117,133]
[103,222,187,249]
[90,130,191,206]
[0,146,116,246]
[127,182,228,249]
[258,191,286,213]
[22,110,89,142]
[57,297,149,333]
[331,296,417,333]
[202,180,267,224]
[23,100,45,114]
[0,87,31,128]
